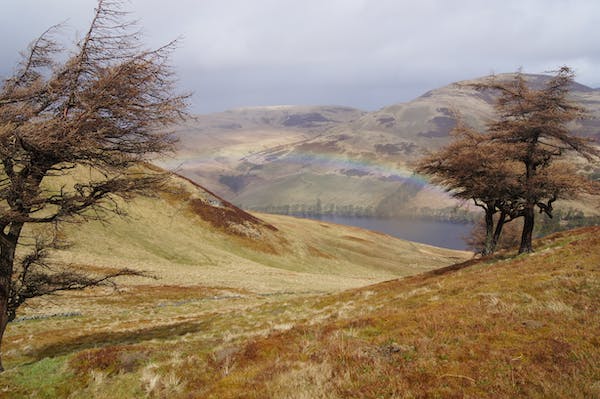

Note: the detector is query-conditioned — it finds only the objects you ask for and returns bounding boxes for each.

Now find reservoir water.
[306,215,473,250]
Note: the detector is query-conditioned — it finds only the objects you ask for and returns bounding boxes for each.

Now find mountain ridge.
[160,72,600,220]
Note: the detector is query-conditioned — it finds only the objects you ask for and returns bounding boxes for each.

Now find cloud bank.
[2,0,599,113]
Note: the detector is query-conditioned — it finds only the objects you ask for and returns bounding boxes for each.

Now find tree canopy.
[416,123,521,255]
[418,67,599,255]
[482,68,598,253]
[0,0,188,371]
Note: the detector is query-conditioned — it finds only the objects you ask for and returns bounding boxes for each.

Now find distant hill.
[351,73,600,143]
[159,74,600,220]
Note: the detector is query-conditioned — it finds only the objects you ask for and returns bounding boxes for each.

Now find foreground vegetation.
[0,226,598,398]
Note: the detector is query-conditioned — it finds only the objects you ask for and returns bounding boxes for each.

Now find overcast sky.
[1,0,599,114]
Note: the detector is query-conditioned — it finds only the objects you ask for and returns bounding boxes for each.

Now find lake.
[305,215,473,250]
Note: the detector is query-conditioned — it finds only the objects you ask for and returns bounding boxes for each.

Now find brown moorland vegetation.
[0,226,597,397]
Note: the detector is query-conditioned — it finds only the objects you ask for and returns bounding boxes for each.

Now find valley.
[1,72,598,398]
[43,170,468,294]
[159,73,600,223]
[2,1,600,397]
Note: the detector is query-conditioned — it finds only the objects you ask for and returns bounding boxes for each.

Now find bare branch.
[0,0,187,370]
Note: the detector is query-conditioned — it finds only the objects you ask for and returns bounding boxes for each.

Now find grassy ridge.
[1,226,598,397]
[43,170,468,294]
[199,227,600,398]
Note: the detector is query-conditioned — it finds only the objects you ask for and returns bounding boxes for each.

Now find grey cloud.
[2,0,600,113]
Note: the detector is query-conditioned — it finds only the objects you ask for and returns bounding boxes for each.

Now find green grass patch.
[9,356,75,398]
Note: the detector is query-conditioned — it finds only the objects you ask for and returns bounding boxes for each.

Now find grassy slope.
[1,227,598,398]
[202,227,600,399]
[44,171,468,294]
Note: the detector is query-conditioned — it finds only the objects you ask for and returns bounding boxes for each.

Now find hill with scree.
[160,73,600,221]
[1,222,598,397]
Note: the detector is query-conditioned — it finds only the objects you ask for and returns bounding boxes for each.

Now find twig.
[440,374,476,384]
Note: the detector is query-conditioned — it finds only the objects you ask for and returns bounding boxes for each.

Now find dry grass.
[5,169,597,398]
[36,169,469,295]
[1,226,598,398]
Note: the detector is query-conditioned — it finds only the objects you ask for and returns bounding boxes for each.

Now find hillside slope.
[163,74,600,220]
[1,227,598,398]
[350,73,600,144]
[158,105,365,195]
[198,227,600,398]
[44,168,468,294]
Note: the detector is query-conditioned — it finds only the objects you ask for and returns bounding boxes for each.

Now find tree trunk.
[0,223,23,372]
[0,257,14,373]
[519,206,535,254]
[0,293,7,372]
[482,207,495,256]
[491,211,507,253]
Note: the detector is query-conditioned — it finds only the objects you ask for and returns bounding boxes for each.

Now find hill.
[160,74,600,221]
[159,105,365,192]
[1,225,598,397]
[41,168,466,295]
[350,73,600,143]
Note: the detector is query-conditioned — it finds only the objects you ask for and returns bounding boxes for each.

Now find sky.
[1,0,599,114]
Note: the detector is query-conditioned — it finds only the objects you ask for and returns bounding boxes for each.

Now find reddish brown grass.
[69,345,149,376]
[189,226,600,398]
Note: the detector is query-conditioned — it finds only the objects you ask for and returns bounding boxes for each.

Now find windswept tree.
[478,68,599,253]
[416,123,520,255]
[420,68,599,256]
[0,0,188,371]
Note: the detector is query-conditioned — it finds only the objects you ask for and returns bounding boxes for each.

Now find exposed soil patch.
[377,116,396,128]
[419,116,457,138]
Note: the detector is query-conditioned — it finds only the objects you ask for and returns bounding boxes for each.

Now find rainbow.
[161,149,439,191]
[278,151,432,187]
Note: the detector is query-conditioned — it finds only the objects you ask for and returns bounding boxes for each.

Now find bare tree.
[417,69,599,255]
[477,68,599,253]
[465,215,522,253]
[416,123,521,255]
[0,0,188,371]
